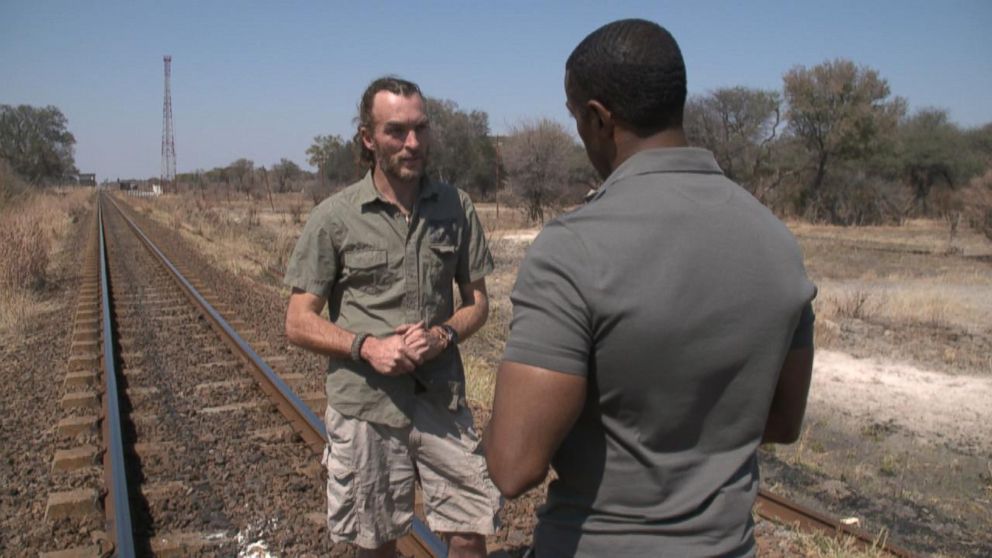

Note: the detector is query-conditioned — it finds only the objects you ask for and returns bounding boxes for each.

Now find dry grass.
[124,191,992,554]
[788,528,895,558]
[0,187,93,334]
[123,192,306,284]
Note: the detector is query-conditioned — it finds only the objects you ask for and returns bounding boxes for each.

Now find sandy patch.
[496,229,539,242]
[810,349,992,454]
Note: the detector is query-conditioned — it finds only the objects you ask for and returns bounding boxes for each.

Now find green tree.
[783,59,906,220]
[897,109,982,214]
[271,158,303,193]
[227,158,255,199]
[424,98,499,198]
[0,104,77,184]
[306,134,358,186]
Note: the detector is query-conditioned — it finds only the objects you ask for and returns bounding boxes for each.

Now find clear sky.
[2,0,990,181]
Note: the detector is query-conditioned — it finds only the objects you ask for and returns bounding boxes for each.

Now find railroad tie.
[56,415,99,438]
[149,531,231,556]
[51,446,100,473]
[45,488,101,520]
[61,390,100,410]
[39,545,103,558]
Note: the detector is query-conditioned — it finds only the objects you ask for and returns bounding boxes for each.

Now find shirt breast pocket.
[427,219,458,278]
[343,249,391,295]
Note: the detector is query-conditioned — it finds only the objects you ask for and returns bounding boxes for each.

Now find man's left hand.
[396,322,447,364]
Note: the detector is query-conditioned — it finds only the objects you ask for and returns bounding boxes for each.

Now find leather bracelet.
[351,332,371,362]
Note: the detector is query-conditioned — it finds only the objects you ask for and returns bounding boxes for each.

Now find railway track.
[44,191,915,557]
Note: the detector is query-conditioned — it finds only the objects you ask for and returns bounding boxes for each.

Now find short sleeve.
[456,191,494,284]
[790,301,815,349]
[502,224,592,377]
[283,208,338,298]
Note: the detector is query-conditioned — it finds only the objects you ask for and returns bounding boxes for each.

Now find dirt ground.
[57,195,992,556]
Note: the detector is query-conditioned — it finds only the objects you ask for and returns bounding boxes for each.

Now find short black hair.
[566,19,687,136]
[354,76,423,168]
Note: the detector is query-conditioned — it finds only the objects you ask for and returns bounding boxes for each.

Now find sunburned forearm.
[285,310,353,359]
[445,296,488,342]
[445,279,489,342]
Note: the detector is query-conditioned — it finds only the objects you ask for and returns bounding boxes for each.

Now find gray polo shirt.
[503,148,815,557]
[284,171,493,427]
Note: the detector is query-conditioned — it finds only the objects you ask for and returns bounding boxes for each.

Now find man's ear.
[359,126,375,151]
[587,100,614,137]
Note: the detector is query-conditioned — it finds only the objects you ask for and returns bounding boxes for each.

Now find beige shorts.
[322,398,502,549]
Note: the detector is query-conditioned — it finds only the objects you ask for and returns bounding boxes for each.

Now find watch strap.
[351,332,371,362]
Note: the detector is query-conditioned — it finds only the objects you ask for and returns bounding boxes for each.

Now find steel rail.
[104,194,447,557]
[97,198,137,557]
[756,488,916,557]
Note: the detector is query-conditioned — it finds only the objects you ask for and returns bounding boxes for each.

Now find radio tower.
[161,55,176,191]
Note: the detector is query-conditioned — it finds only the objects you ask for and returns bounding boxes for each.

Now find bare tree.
[502,119,577,223]
[684,87,782,201]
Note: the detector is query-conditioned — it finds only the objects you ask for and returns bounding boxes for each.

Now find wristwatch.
[438,324,458,347]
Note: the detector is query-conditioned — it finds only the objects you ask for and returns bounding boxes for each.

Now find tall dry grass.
[124,192,308,283]
[0,186,92,333]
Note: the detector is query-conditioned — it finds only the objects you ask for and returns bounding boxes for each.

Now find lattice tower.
[161,55,176,188]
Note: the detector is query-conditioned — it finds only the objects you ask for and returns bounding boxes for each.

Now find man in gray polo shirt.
[484,20,816,557]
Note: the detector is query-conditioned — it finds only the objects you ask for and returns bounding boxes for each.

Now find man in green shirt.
[284,77,498,558]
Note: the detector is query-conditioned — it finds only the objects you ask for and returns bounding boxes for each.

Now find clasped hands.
[360,321,449,376]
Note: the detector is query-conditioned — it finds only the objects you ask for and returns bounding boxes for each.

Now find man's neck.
[611,127,688,173]
[372,167,420,213]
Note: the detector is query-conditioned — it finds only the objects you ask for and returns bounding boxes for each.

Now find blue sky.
[2,1,990,180]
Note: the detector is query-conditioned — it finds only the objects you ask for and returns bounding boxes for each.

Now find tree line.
[684,59,991,226]
[2,58,991,232]
[1,104,77,205]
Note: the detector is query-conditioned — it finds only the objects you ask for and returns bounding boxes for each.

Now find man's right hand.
[360,335,418,376]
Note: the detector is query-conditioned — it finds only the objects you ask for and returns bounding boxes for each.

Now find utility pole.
[161,55,176,193]
[495,134,501,221]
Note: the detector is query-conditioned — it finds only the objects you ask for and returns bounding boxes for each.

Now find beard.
[375,143,429,183]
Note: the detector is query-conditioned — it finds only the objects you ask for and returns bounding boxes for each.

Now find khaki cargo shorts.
[322,398,502,549]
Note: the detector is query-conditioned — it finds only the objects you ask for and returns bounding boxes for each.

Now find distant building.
[77,173,97,186]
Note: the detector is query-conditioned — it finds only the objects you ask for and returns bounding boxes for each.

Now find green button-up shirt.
[284,171,494,427]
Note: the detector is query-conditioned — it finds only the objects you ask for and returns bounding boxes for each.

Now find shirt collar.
[590,147,724,202]
[357,170,440,207]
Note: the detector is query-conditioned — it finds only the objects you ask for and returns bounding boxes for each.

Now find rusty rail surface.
[755,488,916,557]
[103,194,446,557]
[97,200,138,557]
